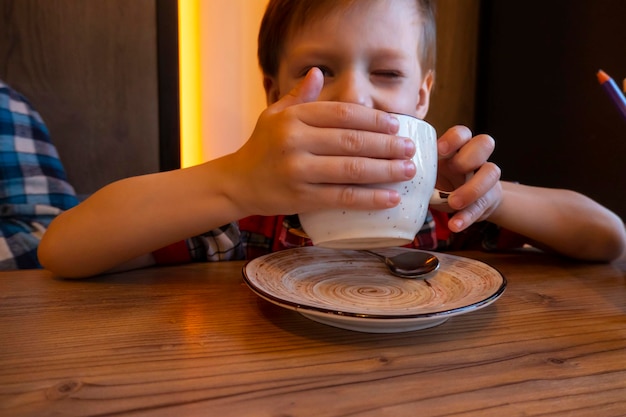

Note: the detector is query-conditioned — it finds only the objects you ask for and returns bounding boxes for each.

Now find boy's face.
[264,0,433,119]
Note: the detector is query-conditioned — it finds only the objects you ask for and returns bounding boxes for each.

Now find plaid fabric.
[153,211,446,265]
[0,80,78,269]
[187,222,245,261]
[158,207,526,265]
[154,204,526,266]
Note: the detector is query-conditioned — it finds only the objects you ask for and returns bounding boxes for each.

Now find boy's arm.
[38,69,415,278]
[487,182,626,261]
[38,164,237,278]
[432,125,625,262]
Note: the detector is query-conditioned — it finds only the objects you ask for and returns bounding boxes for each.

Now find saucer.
[242,247,506,333]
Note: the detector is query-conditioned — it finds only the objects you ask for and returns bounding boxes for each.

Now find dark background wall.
[427,0,481,137]
[476,0,626,220]
[0,0,179,196]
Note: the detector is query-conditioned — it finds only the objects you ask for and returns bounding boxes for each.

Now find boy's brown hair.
[258,0,437,78]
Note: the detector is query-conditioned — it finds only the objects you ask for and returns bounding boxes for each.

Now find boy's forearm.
[38,161,245,278]
[488,182,626,261]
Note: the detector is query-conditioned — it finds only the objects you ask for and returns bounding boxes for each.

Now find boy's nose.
[330,73,373,107]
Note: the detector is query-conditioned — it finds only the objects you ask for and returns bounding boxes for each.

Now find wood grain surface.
[0,0,160,195]
[0,250,625,416]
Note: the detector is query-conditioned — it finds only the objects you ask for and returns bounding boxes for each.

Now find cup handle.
[429,173,474,206]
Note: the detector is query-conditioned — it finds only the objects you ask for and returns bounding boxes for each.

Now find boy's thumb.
[273,67,323,111]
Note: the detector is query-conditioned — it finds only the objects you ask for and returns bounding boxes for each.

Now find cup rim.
[388,112,423,121]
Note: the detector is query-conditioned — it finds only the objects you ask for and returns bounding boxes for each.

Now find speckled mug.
[299,114,441,249]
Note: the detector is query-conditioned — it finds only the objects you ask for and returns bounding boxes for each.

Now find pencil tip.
[597,69,609,84]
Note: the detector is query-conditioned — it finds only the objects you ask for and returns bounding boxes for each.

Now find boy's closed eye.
[297,66,404,82]
[371,70,404,80]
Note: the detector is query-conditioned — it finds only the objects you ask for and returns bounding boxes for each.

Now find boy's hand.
[434,125,502,232]
[228,68,417,216]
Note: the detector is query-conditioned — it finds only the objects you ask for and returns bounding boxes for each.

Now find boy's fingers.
[270,68,400,135]
[302,128,415,159]
[293,155,415,185]
[297,102,400,134]
[301,185,402,211]
[271,68,324,111]
[447,162,501,211]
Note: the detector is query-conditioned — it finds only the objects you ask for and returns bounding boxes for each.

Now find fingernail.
[404,160,416,178]
[437,140,449,155]
[388,115,400,133]
[404,139,416,157]
[451,218,464,231]
[387,191,401,206]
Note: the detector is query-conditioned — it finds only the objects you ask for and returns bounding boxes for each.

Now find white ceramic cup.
[299,113,447,249]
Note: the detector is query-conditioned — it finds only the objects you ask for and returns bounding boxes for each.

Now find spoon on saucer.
[362,250,439,278]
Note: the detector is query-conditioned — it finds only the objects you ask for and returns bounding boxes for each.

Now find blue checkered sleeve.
[0,80,79,269]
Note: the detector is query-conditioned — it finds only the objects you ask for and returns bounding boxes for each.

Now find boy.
[38,0,626,277]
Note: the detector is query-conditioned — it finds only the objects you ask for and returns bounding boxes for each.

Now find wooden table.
[1,250,625,416]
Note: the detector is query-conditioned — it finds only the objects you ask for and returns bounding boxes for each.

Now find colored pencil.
[596,69,626,122]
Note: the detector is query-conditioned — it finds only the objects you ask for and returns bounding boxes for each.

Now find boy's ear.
[415,70,434,119]
[263,75,280,105]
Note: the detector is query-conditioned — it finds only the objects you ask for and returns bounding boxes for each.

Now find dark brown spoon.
[362,250,439,278]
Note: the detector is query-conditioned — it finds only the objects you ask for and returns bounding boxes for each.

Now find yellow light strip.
[178,0,202,168]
